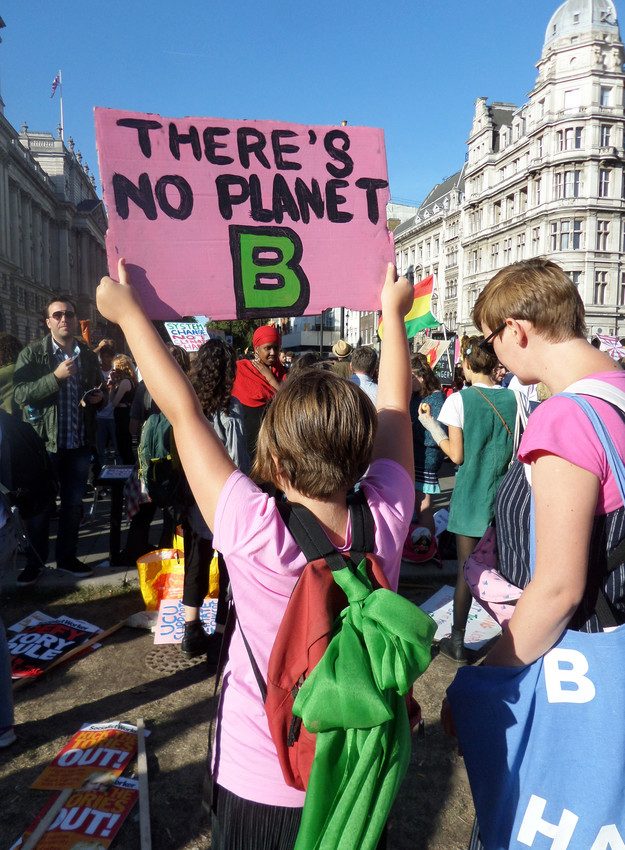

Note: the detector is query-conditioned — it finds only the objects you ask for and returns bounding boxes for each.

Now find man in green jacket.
[13,295,104,583]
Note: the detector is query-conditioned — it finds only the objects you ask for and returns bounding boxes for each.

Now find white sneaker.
[0,727,16,748]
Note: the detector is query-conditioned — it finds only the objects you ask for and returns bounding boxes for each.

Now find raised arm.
[371,263,415,477]
[97,259,235,529]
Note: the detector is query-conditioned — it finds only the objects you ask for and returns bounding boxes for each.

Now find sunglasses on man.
[49,310,76,321]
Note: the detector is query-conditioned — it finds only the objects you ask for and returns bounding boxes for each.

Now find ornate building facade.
[0,106,108,343]
[394,0,625,338]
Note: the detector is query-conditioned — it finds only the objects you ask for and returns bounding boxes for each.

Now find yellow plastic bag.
[208,550,220,599]
[136,548,184,611]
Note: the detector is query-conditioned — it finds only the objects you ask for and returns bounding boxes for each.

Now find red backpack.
[237,490,390,791]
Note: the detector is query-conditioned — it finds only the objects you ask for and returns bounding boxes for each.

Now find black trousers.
[211,784,302,850]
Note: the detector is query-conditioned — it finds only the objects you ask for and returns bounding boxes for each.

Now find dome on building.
[544,0,620,47]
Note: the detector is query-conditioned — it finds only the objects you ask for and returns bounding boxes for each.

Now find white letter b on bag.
[544,648,596,704]
[517,795,578,848]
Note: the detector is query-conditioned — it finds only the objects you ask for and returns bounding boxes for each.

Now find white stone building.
[0,109,108,343]
[394,0,625,338]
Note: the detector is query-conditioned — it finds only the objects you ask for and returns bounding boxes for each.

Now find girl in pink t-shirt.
[96,261,417,850]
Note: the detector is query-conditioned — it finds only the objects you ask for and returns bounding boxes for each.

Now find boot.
[439,627,469,664]
[181,620,210,659]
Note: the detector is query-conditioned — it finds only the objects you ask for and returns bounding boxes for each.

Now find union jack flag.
[50,73,60,98]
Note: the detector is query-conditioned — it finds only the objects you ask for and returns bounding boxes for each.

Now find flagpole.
[58,70,64,140]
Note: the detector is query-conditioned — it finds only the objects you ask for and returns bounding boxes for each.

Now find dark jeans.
[27,447,91,569]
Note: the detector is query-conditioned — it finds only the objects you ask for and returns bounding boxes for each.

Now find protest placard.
[9,615,101,679]
[419,585,501,651]
[164,321,210,352]
[33,723,138,791]
[154,598,218,645]
[95,109,394,320]
[10,777,138,850]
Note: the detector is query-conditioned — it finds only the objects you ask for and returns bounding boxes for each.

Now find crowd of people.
[0,255,624,848]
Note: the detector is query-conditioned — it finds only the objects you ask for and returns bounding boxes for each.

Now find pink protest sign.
[95,109,394,320]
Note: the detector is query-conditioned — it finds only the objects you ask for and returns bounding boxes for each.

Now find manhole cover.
[145,644,207,674]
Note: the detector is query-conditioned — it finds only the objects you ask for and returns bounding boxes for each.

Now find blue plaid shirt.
[52,340,84,449]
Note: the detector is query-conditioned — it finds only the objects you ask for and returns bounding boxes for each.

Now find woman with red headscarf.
[232,325,287,460]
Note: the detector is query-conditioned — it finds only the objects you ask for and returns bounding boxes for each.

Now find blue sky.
[1,0,561,205]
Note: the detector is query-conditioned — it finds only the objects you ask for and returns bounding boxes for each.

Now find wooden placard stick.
[137,717,152,850]
[20,787,73,850]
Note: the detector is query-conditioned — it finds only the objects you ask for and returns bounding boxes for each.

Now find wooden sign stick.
[137,717,152,850]
[20,787,73,850]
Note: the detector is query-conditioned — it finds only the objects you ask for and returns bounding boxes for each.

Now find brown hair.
[462,335,498,375]
[473,258,586,343]
[112,354,136,384]
[253,369,377,499]
[411,353,441,395]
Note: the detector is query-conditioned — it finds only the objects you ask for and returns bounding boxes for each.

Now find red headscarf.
[252,325,281,348]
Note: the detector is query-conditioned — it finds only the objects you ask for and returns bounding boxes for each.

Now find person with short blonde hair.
[109,354,137,463]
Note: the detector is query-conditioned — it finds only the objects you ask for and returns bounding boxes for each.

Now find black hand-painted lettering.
[169,123,202,161]
[203,127,234,165]
[294,178,324,224]
[216,175,250,220]
[323,130,353,178]
[272,175,301,224]
[271,130,301,171]
[112,172,157,220]
[237,128,271,170]
[116,119,163,158]
[308,130,317,145]
[325,179,353,223]
[248,175,274,223]
[354,178,389,225]
[154,176,194,220]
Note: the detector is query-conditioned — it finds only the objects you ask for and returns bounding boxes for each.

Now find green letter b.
[229,225,310,319]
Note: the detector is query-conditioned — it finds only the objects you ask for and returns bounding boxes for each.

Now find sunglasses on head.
[49,310,75,321]
[478,322,507,351]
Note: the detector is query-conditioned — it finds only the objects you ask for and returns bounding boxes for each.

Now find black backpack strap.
[276,501,345,572]
[348,488,375,564]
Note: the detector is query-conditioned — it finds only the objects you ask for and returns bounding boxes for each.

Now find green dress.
[447,386,517,538]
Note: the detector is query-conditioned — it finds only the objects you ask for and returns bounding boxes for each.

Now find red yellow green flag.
[378,274,439,340]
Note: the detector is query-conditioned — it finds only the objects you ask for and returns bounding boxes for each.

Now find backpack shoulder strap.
[347,488,375,564]
[276,501,346,571]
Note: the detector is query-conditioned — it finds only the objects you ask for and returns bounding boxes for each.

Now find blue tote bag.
[447,392,625,850]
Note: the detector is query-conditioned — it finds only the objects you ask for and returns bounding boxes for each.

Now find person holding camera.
[12,295,104,580]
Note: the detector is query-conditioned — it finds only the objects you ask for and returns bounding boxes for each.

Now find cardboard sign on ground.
[419,584,501,651]
[10,777,138,850]
[154,598,218,644]
[8,615,101,679]
[95,109,394,320]
[32,723,138,791]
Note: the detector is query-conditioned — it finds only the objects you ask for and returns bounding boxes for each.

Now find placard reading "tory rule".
[95,108,395,320]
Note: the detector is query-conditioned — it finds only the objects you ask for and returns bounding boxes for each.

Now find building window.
[503,238,512,264]
[594,271,608,305]
[537,136,544,157]
[557,127,583,150]
[493,201,502,223]
[517,232,526,259]
[600,86,612,107]
[534,177,542,206]
[620,272,625,306]
[519,187,528,213]
[506,194,515,218]
[554,169,581,199]
[532,226,541,251]
[551,219,583,251]
[564,89,581,111]
[491,243,500,268]
[597,219,610,251]
[599,169,611,198]
[600,124,611,147]
[570,271,582,289]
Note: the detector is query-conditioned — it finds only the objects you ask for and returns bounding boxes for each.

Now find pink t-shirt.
[211,459,414,807]
[518,371,625,515]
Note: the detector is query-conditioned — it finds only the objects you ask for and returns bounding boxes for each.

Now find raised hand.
[97,258,142,326]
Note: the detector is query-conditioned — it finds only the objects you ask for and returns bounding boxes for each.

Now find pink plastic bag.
[463,527,522,626]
